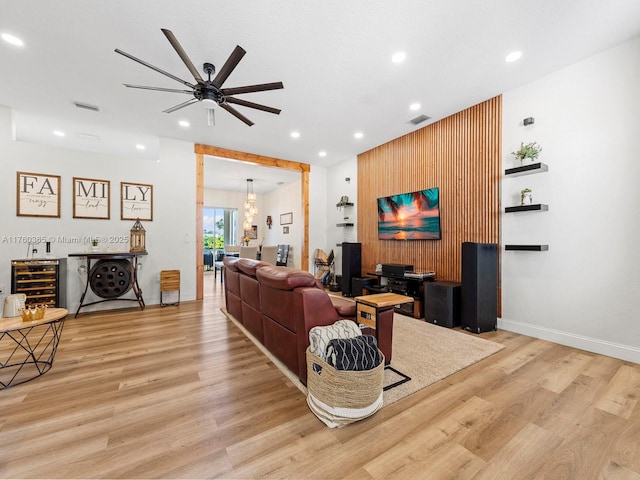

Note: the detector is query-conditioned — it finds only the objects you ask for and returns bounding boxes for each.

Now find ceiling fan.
[115,29,283,126]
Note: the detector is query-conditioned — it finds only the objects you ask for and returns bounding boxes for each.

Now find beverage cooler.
[11,258,67,308]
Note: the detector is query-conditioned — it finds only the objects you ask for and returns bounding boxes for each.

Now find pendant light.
[243,179,257,231]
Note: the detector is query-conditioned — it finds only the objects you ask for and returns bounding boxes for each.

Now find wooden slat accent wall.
[357,96,502,285]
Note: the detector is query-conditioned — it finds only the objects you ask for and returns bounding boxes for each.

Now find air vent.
[408,114,431,125]
[73,101,100,112]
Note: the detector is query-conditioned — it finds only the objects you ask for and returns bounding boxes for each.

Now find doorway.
[195,144,311,300]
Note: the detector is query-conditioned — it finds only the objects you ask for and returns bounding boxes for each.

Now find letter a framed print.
[121,181,153,221]
[17,171,61,218]
[73,177,110,219]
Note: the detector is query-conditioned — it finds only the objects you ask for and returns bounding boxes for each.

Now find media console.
[363,271,435,319]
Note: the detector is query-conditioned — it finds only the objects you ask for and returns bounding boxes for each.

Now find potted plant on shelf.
[511,141,542,165]
[521,188,533,205]
[91,238,99,251]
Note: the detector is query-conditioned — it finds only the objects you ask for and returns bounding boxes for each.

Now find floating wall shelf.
[336,223,354,227]
[505,204,549,213]
[336,202,354,208]
[505,162,549,177]
[505,245,549,251]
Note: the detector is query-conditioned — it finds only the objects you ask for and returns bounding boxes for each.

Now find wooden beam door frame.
[195,144,310,300]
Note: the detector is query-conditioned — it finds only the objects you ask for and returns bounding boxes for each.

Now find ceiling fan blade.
[225,97,281,115]
[163,98,200,113]
[115,48,195,88]
[161,28,205,84]
[213,45,246,88]
[219,103,254,126]
[221,82,284,96]
[124,84,193,94]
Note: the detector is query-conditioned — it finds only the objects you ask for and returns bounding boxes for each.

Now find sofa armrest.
[329,296,356,319]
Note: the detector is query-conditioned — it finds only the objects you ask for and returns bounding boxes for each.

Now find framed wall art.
[283,226,289,234]
[16,171,61,218]
[280,212,293,225]
[121,181,153,221]
[244,225,258,239]
[73,177,110,219]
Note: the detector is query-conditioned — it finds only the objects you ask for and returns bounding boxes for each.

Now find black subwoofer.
[90,259,134,299]
[424,281,461,328]
[461,242,498,333]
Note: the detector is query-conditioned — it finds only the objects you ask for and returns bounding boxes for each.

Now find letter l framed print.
[121,182,153,221]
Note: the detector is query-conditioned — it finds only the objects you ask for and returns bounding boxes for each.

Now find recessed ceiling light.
[505,51,522,62]
[409,102,421,111]
[392,51,406,63]
[53,130,65,137]
[318,151,327,157]
[354,132,364,139]
[290,131,300,138]
[136,144,146,150]
[1,33,24,46]
[178,120,190,128]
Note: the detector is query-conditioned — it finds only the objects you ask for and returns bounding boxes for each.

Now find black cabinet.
[364,272,434,318]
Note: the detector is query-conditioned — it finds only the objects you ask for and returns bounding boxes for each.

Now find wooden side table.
[354,293,413,364]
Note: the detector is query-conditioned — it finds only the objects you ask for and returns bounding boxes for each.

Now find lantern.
[130,218,146,253]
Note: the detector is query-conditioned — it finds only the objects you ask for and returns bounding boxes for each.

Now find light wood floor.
[1,273,640,479]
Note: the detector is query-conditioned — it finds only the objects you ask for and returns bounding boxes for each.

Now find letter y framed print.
[121,181,153,221]
[17,171,61,218]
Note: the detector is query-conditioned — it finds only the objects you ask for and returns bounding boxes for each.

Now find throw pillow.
[309,320,361,360]
[326,335,382,371]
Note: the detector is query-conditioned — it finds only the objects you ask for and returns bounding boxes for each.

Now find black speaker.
[424,282,461,328]
[341,242,361,296]
[461,242,498,333]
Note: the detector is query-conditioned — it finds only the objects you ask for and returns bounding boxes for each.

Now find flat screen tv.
[377,187,441,240]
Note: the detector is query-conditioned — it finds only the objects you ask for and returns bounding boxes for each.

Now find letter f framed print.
[16,171,61,218]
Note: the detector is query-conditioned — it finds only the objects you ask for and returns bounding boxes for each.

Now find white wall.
[0,106,196,315]
[501,36,640,362]
[324,156,359,273]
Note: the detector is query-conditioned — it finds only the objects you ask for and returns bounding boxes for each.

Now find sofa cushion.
[308,320,361,360]
[256,266,317,290]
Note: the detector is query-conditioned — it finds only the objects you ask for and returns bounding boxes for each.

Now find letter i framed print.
[16,171,61,218]
[120,181,153,221]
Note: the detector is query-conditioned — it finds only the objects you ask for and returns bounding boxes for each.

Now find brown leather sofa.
[222,256,357,385]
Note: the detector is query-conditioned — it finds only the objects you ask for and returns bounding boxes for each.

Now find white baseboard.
[498,318,640,364]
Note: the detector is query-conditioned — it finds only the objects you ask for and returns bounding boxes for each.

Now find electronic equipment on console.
[381,264,413,276]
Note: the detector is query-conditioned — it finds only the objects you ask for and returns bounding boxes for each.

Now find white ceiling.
[2,1,640,192]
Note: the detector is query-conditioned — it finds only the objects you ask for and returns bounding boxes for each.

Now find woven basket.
[306,347,384,428]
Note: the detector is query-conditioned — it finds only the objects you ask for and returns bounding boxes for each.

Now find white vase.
[521,157,534,166]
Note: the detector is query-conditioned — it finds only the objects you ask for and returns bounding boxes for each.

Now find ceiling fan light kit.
[115,28,283,126]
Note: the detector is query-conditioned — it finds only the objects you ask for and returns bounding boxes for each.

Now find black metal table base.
[70,252,146,317]
[0,320,64,389]
[384,365,412,391]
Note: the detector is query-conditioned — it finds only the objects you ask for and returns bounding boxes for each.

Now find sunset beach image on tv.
[377,187,441,240]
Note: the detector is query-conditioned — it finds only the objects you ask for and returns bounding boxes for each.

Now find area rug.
[221,308,503,406]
